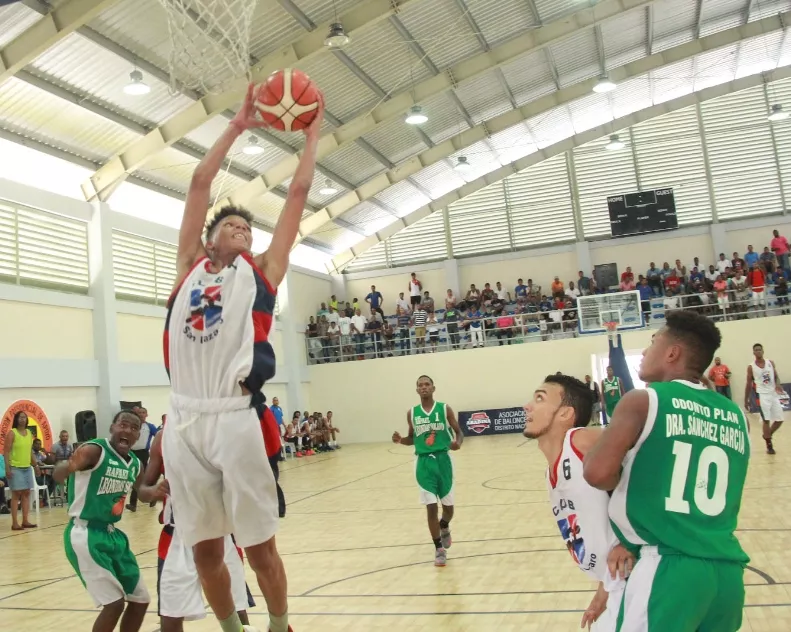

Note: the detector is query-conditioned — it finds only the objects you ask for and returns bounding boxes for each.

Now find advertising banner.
[459,406,525,436]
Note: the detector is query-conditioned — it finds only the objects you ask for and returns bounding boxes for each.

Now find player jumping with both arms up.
[162,82,324,632]
[524,374,629,631]
[54,410,150,632]
[392,375,463,567]
[584,311,751,631]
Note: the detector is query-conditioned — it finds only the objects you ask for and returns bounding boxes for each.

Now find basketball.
[254,68,320,132]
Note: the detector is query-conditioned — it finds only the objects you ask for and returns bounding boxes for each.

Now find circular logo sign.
[0,400,53,453]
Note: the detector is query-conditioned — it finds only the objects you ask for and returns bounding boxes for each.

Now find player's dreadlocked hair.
[543,374,594,428]
[204,205,254,240]
[664,310,721,374]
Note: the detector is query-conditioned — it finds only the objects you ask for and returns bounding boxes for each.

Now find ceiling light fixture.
[405,105,428,125]
[593,74,617,94]
[768,104,789,122]
[454,156,472,172]
[324,23,350,48]
[242,136,265,155]
[123,69,151,96]
[319,179,338,195]
[605,134,625,150]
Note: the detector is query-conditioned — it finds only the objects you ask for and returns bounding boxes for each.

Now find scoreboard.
[607,188,677,238]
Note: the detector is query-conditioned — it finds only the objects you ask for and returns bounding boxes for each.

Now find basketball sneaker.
[440,527,452,549]
[434,547,447,567]
[766,438,776,454]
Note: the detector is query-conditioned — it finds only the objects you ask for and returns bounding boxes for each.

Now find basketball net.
[605,321,619,347]
[157,0,257,94]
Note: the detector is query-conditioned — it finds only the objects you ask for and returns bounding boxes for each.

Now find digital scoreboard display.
[607,188,677,238]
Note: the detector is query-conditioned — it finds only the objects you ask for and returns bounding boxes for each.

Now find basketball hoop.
[157,0,257,94]
[605,321,620,347]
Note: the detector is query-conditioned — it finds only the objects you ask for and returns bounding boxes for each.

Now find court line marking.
[287,499,546,515]
[0,520,69,540]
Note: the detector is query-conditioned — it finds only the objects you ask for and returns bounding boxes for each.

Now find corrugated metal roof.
[610,75,652,120]
[488,123,538,165]
[651,0,698,54]
[528,105,574,148]
[500,48,558,107]
[344,240,387,271]
[568,91,614,135]
[750,0,790,22]
[454,71,512,125]
[374,180,431,217]
[248,2,304,61]
[700,0,745,38]
[736,31,784,79]
[600,8,647,70]
[418,91,471,145]
[320,140,384,185]
[297,0,364,26]
[408,160,466,199]
[244,192,288,228]
[549,28,600,89]
[465,0,537,48]
[693,42,738,91]
[534,0,580,25]
[651,57,695,105]
[0,2,39,49]
[343,201,393,229]
[310,225,366,252]
[360,116,428,165]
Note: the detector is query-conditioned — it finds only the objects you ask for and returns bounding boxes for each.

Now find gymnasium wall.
[344,267,446,312]
[725,220,791,258]
[590,230,714,273]
[289,269,333,324]
[306,316,791,444]
[459,248,578,294]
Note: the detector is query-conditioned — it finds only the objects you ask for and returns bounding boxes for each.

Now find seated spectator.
[411,304,428,354]
[396,307,412,354]
[689,266,705,285]
[620,266,634,286]
[343,301,354,318]
[329,295,339,311]
[775,274,789,314]
[317,302,329,317]
[327,321,341,361]
[664,270,681,294]
[527,279,542,304]
[51,430,73,463]
[577,271,591,296]
[365,285,384,317]
[32,439,49,507]
[350,308,368,360]
[761,246,776,274]
[422,291,435,312]
[730,269,749,319]
[551,276,564,299]
[731,251,746,274]
[646,262,663,296]
[481,283,495,306]
[465,305,484,348]
[563,300,578,335]
[673,259,687,284]
[366,314,383,358]
[396,292,410,313]
[748,263,766,316]
[619,274,636,292]
[382,320,396,357]
[691,279,712,315]
[716,253,730,275]
[706,264,719,284]
[663,287,681,312]
[298,417,315,456]
[326,411,341,449]
[514,278,528,305]
[495,281,510,302]
[495,311,515,345]
[660,261,673,280]
[539,295,552,313]
[445,288,457,309]
[744,245,759,268]
[444,303,461,350]
[466,284,481,306]
[426,312,440,353]
[566,281,580,300]
[338,311,353,359]
[773,267,787,283]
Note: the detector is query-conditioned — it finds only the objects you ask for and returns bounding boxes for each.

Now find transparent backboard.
[577,291,643,334]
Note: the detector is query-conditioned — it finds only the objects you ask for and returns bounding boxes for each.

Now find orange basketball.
[254,68,320,132]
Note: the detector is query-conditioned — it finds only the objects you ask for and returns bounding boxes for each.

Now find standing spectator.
[411,304,428,354]
[708,357,732,399]
[426,312,440,353]
[444,303,461,350]
[317,314,330,361]
[514,278,528,305]
[409,272,422,307]
[760,246,776,274]
[4,411,40,530]
[338,309,353,359]
[366,314,383,358]
[382,320,396,357]
[422,291,435,312]
[527,279,542,304]
[343,301,354,318]
[126,406,157,512]
[351,308,368,359]
[706,264,719,284]
[748,262,766,316]
[445,288,457,310]
[566,281,580,300]
[305,316,321,363]
[744,245,759,268]
[466,283,481,306]
[646,262,663,296]
[577,271,591,296]
[329,295,339,311]
[396,307,412,354]
[638,277,652,318]
[730,269,749,319]
[326,305,339,327]
[495,311,515,345]
[270,397,284,429]
[714,274,730,320]
[673,259,687,283]
[365,285,384,317]
[716,253,730,275]
[775,273,789,314]
[352,297,360,312]
[317,302,329,318]
[495,281,511,302]
[620,266,634,286]
[481,283,495,307]
[551,276,564,299]
[771,228,791,273]
[465,304,484,348]
[731,251,745,275]
[396,292,410,313]
[327,321,340,361]
[690,256,703,272]
[51,430,73,462]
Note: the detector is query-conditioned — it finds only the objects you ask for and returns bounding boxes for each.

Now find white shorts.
[759,392,785,422]
[163,394,279,549]
[158,528,251,620]
[752,290,765,306]
[591,582,625,632]
[717,296,729,308]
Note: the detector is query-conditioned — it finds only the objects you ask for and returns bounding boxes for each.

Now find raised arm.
[255,92,325,288]
[53,443,102,484]
[137,433,169,503]
[392,410,415,446]
[178,83,267,283]
[447,406,463,450]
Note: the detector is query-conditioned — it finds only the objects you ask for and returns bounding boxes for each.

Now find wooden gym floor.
[1,429,790,631]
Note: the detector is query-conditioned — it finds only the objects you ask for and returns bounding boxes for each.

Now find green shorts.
[64,519,149,607]
[415,451,454,506]
[616,546,744,632]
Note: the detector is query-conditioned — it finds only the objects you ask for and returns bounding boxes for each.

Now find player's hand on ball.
[580,583,608,630]
[607,544,634,580]
[392,431,402,444]
[232,83,271,131]
[450,440,461,451]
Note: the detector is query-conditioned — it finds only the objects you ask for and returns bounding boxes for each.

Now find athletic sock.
[433,537,442,549]
[439,519,449,530]
[218,612,244,632]
[269,611,289,632]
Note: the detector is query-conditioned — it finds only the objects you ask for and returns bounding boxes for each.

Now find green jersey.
[412,401,452,455]
[603,377,622,414]
[609,380,750,563]
[68,438,141,524]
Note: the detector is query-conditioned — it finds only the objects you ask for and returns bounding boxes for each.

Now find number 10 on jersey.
[665,441,729,517]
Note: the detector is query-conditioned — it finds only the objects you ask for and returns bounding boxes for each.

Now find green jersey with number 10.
[609,380,750,563]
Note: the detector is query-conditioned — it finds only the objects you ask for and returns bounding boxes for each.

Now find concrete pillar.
[576,240,593,277]
[87,202,122,438]
[710,223,728,264]
[444,258,461,297]
[329,272,346,303]
[277,271,304,414]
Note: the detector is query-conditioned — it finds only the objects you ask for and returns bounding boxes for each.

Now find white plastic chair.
[31,481,50,516]
[281,439,295,460]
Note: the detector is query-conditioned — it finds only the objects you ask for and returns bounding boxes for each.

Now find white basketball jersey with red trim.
[546,428,619,585]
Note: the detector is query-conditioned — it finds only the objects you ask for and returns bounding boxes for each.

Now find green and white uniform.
[411,402,455,506]
[610,380,750,632]
[603,376,622,418]
[64,438,149,607]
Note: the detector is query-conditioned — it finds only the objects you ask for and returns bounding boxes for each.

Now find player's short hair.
[753,342,763,350]
[416,375,434,385]
[204,205,254,240]
[112,409,142,428]
[543,374,593,428]
[664,310,721,374]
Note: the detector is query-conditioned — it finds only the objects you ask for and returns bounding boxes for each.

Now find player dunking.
[162,82,324,632]
[745,342,785,454]
[392,375,463,566]
[53,410,149,632]
[584,311,750,631]
[524,374,629,631]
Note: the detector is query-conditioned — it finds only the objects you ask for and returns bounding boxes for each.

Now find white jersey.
[410,279,421,297]
[165,253,277,400]
[547,429,620,587]
[752,359,776,394]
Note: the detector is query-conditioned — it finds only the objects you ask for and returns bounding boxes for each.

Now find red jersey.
[708,364,730,387]
[260,405,281,458]
[748,269,765,292]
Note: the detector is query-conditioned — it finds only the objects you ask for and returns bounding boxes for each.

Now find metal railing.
[304,286,790,364]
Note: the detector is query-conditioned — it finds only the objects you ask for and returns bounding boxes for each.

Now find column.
[329,272,346,303]
[709,223,728,264]
[576,240,593,277]
[444,258,461,297]
[87,202,122,438]
[277,271,304,414]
